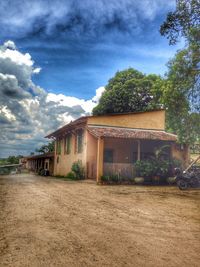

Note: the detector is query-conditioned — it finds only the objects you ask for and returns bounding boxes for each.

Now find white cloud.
[46,86,105,113]
[92,86,105,102]
[0,106,16,121]
[3,40,16,50]
[33,67,41,74]
[0,40,104,157]
[0,47,33,66]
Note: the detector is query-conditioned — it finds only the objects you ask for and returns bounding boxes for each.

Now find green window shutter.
[77,130,83,153]
[66,134,71,154]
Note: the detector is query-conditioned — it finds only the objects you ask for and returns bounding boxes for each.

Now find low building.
[46,110,189,181]
[26,152,54,175]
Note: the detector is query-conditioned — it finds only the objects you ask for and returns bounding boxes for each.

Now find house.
[46,110,189,181]
[25,152,54,175]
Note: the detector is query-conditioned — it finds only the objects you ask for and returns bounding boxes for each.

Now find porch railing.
[103,163,135,178]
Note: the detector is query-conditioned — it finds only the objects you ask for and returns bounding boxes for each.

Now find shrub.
[101,175,110,182]
[155,160,170,178]
[66,171,76,180]
[71,160,85,180]
[101,174,135,184]
[135,160,155,178]
[110,174,120,183]
[135,157,181,184]
[38,168,45,176]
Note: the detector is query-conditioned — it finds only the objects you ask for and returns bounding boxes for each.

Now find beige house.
[46,110,189,181]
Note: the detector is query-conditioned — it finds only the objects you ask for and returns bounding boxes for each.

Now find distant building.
[46,110,189,181]
[25,152,54,175]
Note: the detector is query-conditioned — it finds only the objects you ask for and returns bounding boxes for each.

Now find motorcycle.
[175,155,200,190]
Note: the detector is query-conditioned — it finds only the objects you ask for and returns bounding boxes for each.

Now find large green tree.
[160,0,200,45]
[160,0,200,111]
[159,0,200,145]
[93,68,162,115]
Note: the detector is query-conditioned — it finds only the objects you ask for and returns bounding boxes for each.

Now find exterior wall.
[171,143,190,168]
[53,129,87,176]
[88,110,165,130]
[26,157,54,175]
[86,132,98,179]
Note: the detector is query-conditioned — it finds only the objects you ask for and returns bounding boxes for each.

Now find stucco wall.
[88,110,165,130]
[54,129,87,176]
[86,132,98,179]
[171,143,190,168]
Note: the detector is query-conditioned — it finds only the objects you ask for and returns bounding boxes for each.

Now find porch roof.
[87,126,177,141]
[26,152,54,160]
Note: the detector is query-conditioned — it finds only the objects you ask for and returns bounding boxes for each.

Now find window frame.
[56,138,61,155]
[76,129,84,154]
[65,134,72,155]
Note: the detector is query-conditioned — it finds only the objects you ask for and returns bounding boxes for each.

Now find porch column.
[96,137,104,183]
[137,140,141,161]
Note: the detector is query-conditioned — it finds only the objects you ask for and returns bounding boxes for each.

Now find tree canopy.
[160,0,200,45]
[35,141,55,154]
[159,0,200,145]
[93,68,162,115]
[0,155,23,166]
[92,1,200,146]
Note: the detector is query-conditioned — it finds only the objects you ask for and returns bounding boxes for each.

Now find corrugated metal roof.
[87,126,177,141]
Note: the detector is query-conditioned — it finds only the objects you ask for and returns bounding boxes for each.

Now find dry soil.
[0,173,199,267]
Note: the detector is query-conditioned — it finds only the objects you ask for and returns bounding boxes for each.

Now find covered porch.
[88,126,178,182]
[26,152,54,175]
[103,138,171,178]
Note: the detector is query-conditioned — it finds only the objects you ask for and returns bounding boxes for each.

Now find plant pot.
[166,176,176,185]
[134,177,144,184]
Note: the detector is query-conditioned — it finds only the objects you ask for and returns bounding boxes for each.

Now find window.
[104,149,114,163]
[65,134,71,154]
[56,139,61,155]
[77,129,84,153]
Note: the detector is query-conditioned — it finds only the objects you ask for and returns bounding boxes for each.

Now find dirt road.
[0,174,199,267]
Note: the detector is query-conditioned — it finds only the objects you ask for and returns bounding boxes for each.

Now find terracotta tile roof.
[45,116,88,138]
[26,152,54,160]
[88,126,177,141]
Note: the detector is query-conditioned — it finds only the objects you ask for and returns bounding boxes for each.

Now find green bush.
[135,160,155,178]
[135,157,181,184]
[101,175,110,182]
[38,168,45,176]
[71,160,85,180]
[101,174,135,184]
[66,171,76,180]
[110,174,120,183]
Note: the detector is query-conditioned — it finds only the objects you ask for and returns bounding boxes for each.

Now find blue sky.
[0,0,180,99]
[0,0,183,156]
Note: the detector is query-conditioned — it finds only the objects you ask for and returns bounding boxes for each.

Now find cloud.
[0,41,104,157]
[3,40,16,50]
[46,86,105,113]
[0,0,175,40]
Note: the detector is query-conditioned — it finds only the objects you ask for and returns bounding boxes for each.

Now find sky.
[0,0,182,157]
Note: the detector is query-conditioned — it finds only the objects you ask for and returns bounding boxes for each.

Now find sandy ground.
[0,173,199,267]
